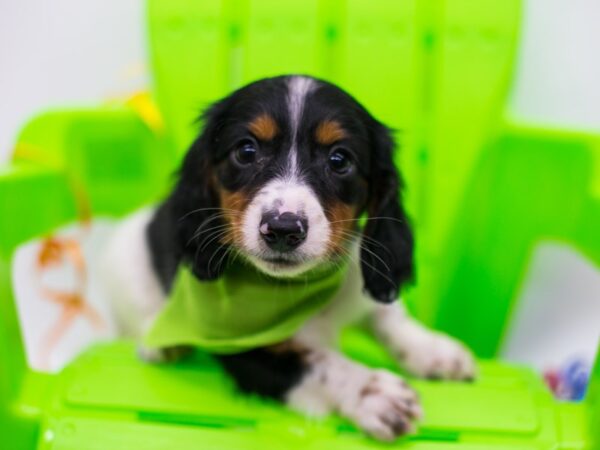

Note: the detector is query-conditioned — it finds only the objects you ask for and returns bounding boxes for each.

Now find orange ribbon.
[35,235,104,369]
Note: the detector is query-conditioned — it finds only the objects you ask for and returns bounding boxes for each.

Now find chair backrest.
[147,0,525,353]
[148,0,425,153]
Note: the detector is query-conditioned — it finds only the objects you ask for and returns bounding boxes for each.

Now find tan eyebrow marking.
[315,120,347,145]
[248,113,278,141]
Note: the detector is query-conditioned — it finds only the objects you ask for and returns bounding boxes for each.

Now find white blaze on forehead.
[237,76,330,277]
[287,76,315,134]
[286,76,316,179]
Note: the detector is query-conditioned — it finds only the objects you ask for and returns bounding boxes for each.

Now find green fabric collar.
[144,260,347,354]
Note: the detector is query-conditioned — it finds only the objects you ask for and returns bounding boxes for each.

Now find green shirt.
[144,260,347,354]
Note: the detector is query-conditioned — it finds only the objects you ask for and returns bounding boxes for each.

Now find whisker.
[186,214,231,247]
[199,229,231,251]
[338,229,393,257]
[207,243,228,275]
[186,220,228,247]
[335,235,394,278]
[357,244,390,272]
[215,244,232,273]
[208,244,231,270]
[328,216,405,225]
[359,256,396,287]
[193,224,230,243]
[179,207,240,222]
[226,247,242,271]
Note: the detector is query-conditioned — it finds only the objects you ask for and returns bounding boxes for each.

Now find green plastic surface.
[30,338,580,450]
[1,0,598,449]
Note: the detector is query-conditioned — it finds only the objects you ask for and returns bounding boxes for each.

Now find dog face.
[162,75,413,302]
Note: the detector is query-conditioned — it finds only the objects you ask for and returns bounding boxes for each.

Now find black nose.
[260,212,308,252]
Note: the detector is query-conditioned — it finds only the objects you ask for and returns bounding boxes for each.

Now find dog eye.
[328,148,353,174]
[234,139,258,165]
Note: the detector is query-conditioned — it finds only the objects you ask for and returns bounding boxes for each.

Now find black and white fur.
[102,75,475,441]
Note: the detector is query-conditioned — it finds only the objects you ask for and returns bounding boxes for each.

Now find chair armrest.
[432,122,600,357]
[0,106,175,436]
[14,106,176,219]
[0,162,74,437]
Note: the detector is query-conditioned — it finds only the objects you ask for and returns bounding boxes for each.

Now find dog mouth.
[244,251,321,277]
[260,255,303,268]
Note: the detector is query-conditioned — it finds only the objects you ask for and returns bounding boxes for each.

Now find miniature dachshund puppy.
[103,75,475,441]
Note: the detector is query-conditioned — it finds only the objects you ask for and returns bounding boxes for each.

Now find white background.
[2,0,600,158]
[1,0,599,371]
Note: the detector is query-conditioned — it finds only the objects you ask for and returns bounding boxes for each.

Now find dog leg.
[372,302,476,380]
[217,344,421,442]
[288,347,422,441]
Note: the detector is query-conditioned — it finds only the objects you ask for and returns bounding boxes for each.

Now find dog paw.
[344,370,422,441]
[397,332,476,380]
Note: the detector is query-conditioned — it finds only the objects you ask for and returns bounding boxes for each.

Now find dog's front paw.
[344,370,422,441]
[397,330,476,380]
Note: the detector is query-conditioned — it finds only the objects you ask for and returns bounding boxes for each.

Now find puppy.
[103,75,475,441]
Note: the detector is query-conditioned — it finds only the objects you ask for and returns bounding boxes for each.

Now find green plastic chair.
[1,0,599,448]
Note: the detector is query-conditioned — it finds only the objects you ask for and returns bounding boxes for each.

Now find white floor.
[12,221,118,372]
[502,243,600,371]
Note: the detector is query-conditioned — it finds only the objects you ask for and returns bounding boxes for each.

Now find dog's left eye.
[328,148,353,175]
[233,139,258,165]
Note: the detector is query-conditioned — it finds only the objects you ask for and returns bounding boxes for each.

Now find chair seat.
[40,417,542,450]
[36,336,583,449]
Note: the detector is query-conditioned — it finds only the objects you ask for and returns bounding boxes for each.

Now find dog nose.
[259,212,308,252]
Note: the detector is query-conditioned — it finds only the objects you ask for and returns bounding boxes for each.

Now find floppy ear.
[148,101,231,287]
[360,123,414,303]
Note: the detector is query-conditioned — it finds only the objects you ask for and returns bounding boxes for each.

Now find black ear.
[147,102,231,290]
[360,123,414,303]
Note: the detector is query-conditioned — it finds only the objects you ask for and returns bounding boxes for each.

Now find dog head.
[164,75,413,302]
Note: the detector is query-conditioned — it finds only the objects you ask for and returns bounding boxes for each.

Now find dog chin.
[245,253,323,278]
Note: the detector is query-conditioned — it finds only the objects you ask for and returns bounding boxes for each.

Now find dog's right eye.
[233,139,258,166]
